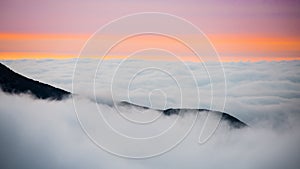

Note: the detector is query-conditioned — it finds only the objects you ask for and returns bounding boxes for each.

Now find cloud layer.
[3,59,300,124]
[1,59,300,168]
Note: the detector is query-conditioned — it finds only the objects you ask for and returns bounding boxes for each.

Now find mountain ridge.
[0,62,247,128]
[118,101,247,128]
[0,63,70,100]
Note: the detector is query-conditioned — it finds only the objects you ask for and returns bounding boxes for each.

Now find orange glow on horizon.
[0,52,76,60]
[1,53,299,63]
[0,33,299,62]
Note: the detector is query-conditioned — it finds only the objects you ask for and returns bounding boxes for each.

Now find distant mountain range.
[0,62,247,128]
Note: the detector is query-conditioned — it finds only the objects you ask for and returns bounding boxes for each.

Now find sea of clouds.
[0,59,300,168]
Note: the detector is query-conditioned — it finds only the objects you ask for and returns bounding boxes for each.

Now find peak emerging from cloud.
[0,61,247,128]
[0,62,70,100]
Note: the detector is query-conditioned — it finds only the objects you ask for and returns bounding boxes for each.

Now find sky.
[0,0,300,61]
[1,1,300,167]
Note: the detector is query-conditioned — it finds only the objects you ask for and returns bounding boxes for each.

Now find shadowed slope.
[0,63,70,100]
[118,101,247,128]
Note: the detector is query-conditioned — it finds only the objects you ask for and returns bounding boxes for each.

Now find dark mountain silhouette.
[0,62,247,128]
[0,63,70,100]
[118,101,247,128]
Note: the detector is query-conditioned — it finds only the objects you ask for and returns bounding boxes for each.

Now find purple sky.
[0,0,299,61]
[1,0,299,36]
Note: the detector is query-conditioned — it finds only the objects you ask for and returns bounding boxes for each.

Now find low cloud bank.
[1,59,300,168]
[3,59,300,125]
[0,91,300,169]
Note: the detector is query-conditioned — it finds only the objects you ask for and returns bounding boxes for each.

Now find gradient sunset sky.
[0,0,299,61]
